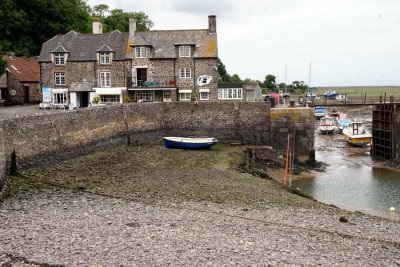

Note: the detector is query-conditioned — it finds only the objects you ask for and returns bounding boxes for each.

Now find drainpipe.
[174,59,177,101]
[193,58,196,98]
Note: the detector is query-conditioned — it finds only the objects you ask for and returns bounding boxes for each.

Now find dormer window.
[135,46,150,58]
[179,46,191,57]
[54,53,65,65]
[100,52,111,64]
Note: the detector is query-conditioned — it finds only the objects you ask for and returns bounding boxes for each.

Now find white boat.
[314,106,328,119]
[318,116,337,134]
[342,122,372,146]
[163,137,218,149]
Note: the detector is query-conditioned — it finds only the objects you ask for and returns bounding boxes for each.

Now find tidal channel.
[293,129,400,220]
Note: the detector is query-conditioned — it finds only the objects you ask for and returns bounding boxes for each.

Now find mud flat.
[1,145,400,266]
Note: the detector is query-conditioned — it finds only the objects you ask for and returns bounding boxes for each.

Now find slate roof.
[218,82,262,90]
[2,55,40,82]
[128,29,218,58]
[51,45,69,53]
[69,81,95,92]
[38,30,128,62]
[218,82,246,88]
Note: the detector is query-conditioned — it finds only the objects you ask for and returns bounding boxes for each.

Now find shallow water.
[293,131,400,220]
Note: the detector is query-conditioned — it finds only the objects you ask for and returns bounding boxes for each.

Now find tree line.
[0,0,154,74]
[219,60,309,92]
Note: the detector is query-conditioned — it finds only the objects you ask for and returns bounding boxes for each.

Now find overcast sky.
[87,0,400,86]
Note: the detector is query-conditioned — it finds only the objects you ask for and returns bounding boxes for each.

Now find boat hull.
[163,137,218,150]
[342,134,372,147]
[319,126,336,134]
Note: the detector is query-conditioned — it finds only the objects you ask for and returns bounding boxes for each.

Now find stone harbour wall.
[0,127,5,190]
[0,102,315,179]
[270,107,315,165]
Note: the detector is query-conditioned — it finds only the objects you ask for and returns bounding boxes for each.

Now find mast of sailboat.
[285,64,287,95]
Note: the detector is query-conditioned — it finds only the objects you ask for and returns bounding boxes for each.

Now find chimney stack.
[129,18,136,38]
[93,18,103,34]
[208,15,216,34]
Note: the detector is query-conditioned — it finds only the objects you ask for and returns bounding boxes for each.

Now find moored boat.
[318,116,337,134]
[315,106,328,119]
[163,137,218,149]
[342,122,372,146]
[337,119,351,133]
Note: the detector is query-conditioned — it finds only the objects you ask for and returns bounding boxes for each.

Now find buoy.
[389,207,396,211]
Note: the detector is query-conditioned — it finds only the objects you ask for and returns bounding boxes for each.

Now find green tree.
[263,74,276,90]
[102,9,153,32]
[217,57,231,82]
[0,56,6,76]
[279,83,286,89]
[0,0,92,56]
[91,4,110,17]
[291,80,308,92]
[230,74,242,82]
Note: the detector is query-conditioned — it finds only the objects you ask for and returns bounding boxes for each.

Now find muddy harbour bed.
[0,144,400,266]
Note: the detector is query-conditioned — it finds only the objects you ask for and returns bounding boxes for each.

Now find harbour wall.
[0,103,315,189]
[0,128,5,189]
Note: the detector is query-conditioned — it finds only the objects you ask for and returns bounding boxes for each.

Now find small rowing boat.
[163,137,218,149]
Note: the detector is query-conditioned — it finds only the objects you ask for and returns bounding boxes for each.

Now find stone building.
[38,16,219,107]
[126,15,219,102]
[0,54,40,105]
[218,82,263,101]
[38,24,128,108]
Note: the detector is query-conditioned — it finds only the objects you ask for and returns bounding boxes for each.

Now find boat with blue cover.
[314,106,328,119]
[163,137,218,149]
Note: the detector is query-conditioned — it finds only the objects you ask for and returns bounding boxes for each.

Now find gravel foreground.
[1,145,400,266]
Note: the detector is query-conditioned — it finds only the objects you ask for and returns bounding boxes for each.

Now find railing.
[127,76,176,88]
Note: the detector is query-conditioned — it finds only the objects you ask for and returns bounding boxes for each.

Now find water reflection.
[294,129,400,220]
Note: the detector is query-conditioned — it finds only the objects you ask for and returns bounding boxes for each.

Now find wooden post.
[284,133,290,185]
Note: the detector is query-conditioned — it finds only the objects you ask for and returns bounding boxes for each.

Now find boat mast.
[285,64,287,94]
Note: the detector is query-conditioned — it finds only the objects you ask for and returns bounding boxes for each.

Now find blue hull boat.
[163,137,218,149]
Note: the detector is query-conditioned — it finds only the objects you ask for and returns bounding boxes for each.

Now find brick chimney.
[93,18,103,34]
[129,18,136,38]
[208,15,216,34]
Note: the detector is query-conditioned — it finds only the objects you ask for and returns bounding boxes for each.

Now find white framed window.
[100,52,111,64]
[100,72,111,87]
[54,72,65,85]
[200,92,209,100]
[53,92,67,104]
[54,53,65,65]
[135,46,149,58]
[137,90,154,102]
[100,95,120,103]
[179,67,192,78]
[179,93,191,101]
[179,46,191,57]
[218,88,243,100]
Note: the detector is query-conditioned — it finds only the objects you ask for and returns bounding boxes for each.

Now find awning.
[69,81,94,92]
[128,88,176,91]
[179,89,192,93]
[199,88,210,93]
[94,87,125,95]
